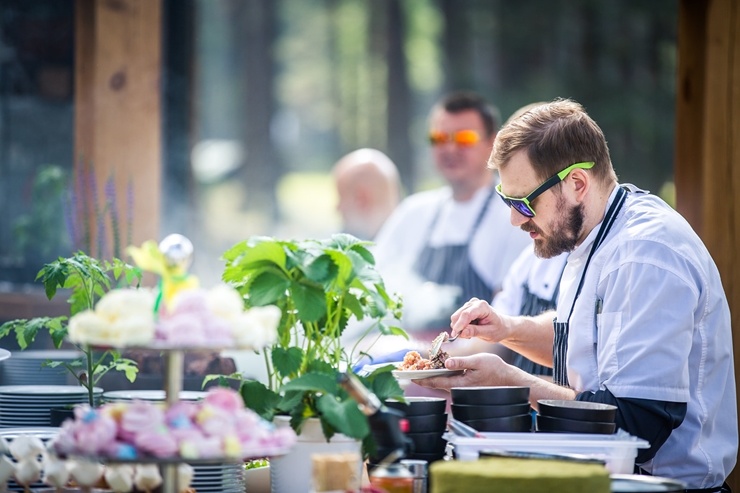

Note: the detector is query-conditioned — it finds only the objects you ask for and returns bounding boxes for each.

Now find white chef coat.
[492,245,569,316]
[557,184,737,488]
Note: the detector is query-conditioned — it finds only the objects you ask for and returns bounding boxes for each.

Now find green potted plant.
[219,234,408,445]
[0,252,142,408]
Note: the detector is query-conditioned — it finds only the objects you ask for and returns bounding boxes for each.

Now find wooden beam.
[676,0,740,489]
[74,0,162,258]
[675,0,707,234]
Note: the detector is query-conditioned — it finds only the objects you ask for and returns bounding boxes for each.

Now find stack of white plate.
[102,389,207,403]
[0,385,102,427]
[0,350,82,386]
[0,426,60,492]
[191,462,244,493]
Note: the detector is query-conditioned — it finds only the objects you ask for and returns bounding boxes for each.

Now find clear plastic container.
[445,430,649,474]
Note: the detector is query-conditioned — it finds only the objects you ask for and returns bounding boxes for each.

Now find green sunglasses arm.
[527,161,596,203]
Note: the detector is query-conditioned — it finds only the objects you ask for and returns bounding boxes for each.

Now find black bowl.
[385,397,447,416]
[462,413,533,432]
[405,412,448,433]
[451,386,530,406]
[407,451,446,463]
[537,399,617,423]
[451,402,531,421]
[405,431,447,453]
[536,414,616,434]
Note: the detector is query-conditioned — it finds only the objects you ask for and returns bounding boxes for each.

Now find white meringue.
[69,459,105,487]
[105,464,135,492]
[42,454,70,488]
[177,463,194,492]
[13,458,41,486]
[0,437,9,455]
[8,435,45,461]
[0,456,16,483]
[134,463,162,491]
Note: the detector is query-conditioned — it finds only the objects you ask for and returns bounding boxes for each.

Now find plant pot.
[244,464,270,493]
[50,407,75,427]
[269,416,361,493]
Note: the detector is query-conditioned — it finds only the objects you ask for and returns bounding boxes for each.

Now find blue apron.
[411,189,495,333]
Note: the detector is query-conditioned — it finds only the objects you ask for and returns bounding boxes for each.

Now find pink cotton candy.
[119,401,165,442]
[50,387,297,461]
[204,387,244,413]
[203,316,235,346]
[134,427,179,458]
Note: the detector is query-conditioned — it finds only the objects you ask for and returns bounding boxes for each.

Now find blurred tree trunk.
[163,0,196,237]
[239,0,281,223]
[379,0,413,191]
[439,0,472,91]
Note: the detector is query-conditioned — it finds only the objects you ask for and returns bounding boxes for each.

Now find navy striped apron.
[552,186,627,387]
[412,189,495,332]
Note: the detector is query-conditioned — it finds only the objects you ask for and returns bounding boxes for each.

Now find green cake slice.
[430,457,611,493]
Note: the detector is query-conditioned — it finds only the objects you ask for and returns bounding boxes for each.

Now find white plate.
[103,390,207,402]
[392,368,463,380]
[0,385,103,395]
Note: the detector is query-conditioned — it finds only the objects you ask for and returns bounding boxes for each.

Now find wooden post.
[74,0,162,257]
[676,0,740,489]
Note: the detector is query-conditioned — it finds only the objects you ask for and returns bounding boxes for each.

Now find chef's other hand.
[413,353,514,392]
[450,297,509,343]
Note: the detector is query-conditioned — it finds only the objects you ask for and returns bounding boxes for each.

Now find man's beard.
[525,199,584,258]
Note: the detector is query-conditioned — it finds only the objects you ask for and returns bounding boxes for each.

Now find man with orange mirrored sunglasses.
[370,91,530,358]
[428,128,481,147]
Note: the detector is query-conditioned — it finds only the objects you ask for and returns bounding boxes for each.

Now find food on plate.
[398,332,451,370]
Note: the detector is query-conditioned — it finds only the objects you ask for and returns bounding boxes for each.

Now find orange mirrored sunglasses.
[428,129,481,147]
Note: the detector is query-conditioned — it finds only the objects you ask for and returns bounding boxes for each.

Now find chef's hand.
[412,353,516,391]
[450,297,509,343]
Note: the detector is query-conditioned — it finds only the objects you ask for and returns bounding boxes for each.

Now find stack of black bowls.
[385,396,448,463]
[536,399,617,434]
[450,386,532,432]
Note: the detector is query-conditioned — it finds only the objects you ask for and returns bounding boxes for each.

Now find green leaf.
[240,239,288,270]
[249,271,290,306]
[383,324,409,339]
[366,371,404,403]
[277,390,306,414]
[305,358,334,375]
[324,250,353,288]
[303,254,335,284]
[349,243,376,265]
[272,346,303,378]
[240,380,281,420]
[342,292,365,321]
[281,372,338,395]
[316,394,369,439]
[291,282,326,323]
[38,260,69,300]
[46,317,69,348]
